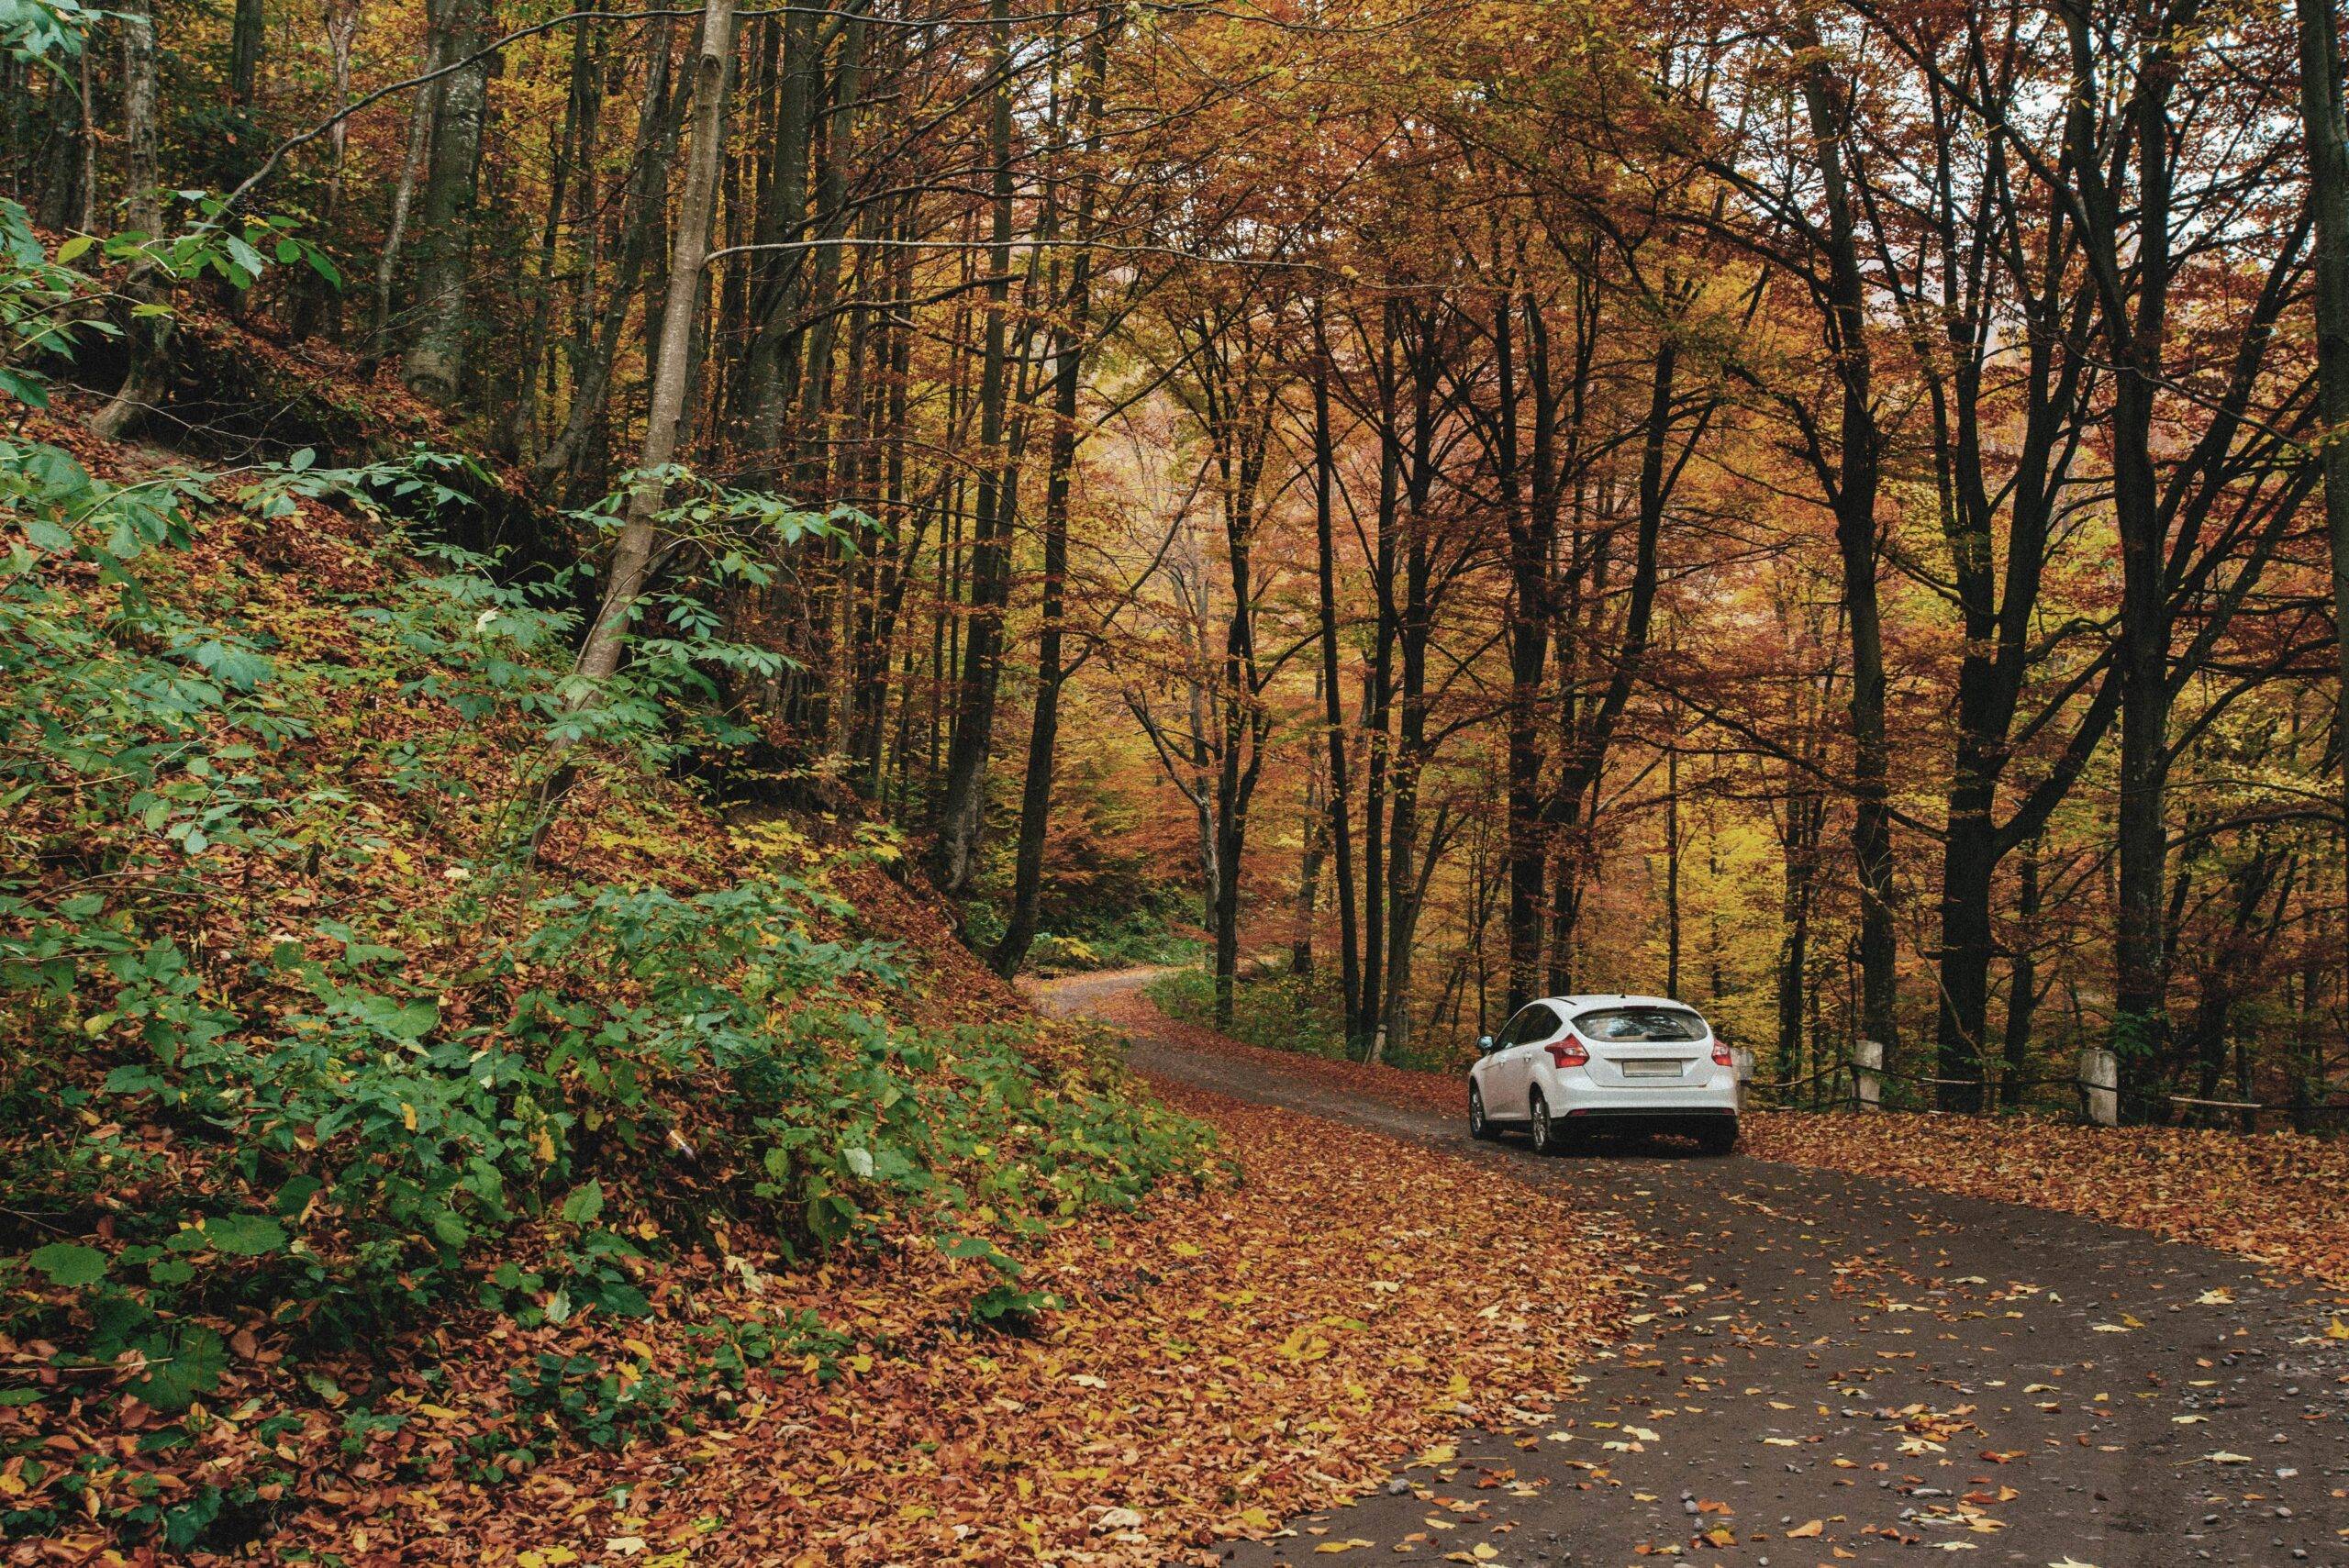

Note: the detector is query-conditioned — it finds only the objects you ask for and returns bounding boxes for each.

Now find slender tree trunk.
[291,0,362,341]
[529,33,682,498]
[1310,327,1362,1032]
[529,0,736,860]
[930,0,1017,898]
[371,16,447,361]
[991,228,1092,977]
[1502,286,1553,1018]
[90,0,168,442]
[1292,765,1322,977]
[1664,744,1682,996]
[1999,839,2041,1107]
[568,0,734,688]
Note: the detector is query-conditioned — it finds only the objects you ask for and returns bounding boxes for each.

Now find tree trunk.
[400,0,495,404]
[929,0,1018,899]
[528,33,684,499]
[228,0,264,104]
[1310,323,1362,1032]
[528,0,735,858]
[2298,0,2349,841]
[89,0,168,442]
[1998,839,2041,1106]
[991,195,1094,977]
[1796,32,1898,1062]
[370,14,446,361]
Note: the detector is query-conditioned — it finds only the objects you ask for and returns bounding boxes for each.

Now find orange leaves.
[206,1078,1632,1564]
[1741,1112,2349,1289]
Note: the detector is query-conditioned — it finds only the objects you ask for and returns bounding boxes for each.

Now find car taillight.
[1545,1034,1589,1069]
[1711,1042,1733,1067]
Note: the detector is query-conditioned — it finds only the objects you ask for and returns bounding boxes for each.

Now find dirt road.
[1039,969,2349,1567]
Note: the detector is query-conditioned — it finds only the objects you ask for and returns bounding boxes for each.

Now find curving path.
[1038,969,2349,1568]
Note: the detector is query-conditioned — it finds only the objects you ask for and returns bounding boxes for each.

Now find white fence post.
[2077,1045,2119,1128]
[1851,1039,1884,1111]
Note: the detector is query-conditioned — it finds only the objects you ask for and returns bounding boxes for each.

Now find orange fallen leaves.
[1742,1111,2349,1290]
[231,1081,1630,1565]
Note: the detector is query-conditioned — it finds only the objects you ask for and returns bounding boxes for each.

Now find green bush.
[0,436,1217,1545]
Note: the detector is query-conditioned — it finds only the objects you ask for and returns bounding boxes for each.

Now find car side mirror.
[1475,1034,1497,1054]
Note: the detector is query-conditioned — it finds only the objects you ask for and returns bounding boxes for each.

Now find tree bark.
[930,0,1018,899]
[1309,316,1362,1032]
[566,0,735,693]
[400,0,495,404]
[1795,28,1898,1064]
[90,0,168,442]
[370,13,446,361]
[528,33,684,500]
[2299,0,2349,840]
[228,0,264,105]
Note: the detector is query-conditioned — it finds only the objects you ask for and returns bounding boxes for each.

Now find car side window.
[1513,1004,1558,1045]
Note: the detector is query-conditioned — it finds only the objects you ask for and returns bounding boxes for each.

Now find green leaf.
[56,234,95,263]
[273,1174,321,1217]
[27,1242,106,1287]
[560,1181,604,1225]
[203,1215,287,1256]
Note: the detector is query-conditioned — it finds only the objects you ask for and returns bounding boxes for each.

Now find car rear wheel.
[1468,1084,1497,1141]
[1529,1092,1564,1155]
[1694,1118,1738,1156]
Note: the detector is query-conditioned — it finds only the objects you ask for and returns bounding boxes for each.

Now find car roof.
[1534,994,1702,1013]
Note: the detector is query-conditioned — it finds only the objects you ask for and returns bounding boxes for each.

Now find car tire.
[1468,1084,1497,1141]
[1529,1091,1564,1155]
[1694,1118,1738,1156]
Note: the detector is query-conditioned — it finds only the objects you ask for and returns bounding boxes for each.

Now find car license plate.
[1622,1059,1684,1079]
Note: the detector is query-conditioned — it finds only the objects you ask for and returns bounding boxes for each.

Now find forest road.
[1035,968,2349,1568]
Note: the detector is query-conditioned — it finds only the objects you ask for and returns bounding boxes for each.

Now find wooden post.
[1851,1039,1884,1111]
[2077,1045,2119,1128]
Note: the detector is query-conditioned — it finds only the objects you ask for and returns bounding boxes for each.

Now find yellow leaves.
[516,1550,579,1568]
[1787,1519,1825,1538]
[1407,1443,1457,1467]
[400,1102,417,1132]
[2326,1316,2349,1340]
[1311,1540,1375,1553]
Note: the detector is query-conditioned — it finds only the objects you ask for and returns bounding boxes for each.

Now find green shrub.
[0,436,1218,1546]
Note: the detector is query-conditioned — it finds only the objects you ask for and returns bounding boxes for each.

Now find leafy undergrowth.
[1742,1113,2349,1294]
[244,1080,1631,1565]
[0,413,1217,1552]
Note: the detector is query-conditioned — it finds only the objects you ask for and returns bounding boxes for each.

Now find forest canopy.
[4,0,2346,1128]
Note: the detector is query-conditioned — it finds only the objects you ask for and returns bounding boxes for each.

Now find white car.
[1467,994,1739,1155]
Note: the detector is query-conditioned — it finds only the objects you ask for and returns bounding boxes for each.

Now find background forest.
[7,0,2349,1117]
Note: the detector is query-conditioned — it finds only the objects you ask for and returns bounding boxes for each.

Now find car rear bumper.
[1556,1105,1736,1124]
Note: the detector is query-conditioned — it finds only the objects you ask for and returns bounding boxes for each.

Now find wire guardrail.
[1736,1053,2349,1129]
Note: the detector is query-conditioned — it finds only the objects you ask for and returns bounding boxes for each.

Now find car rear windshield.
[1574,1006,1707,1042]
